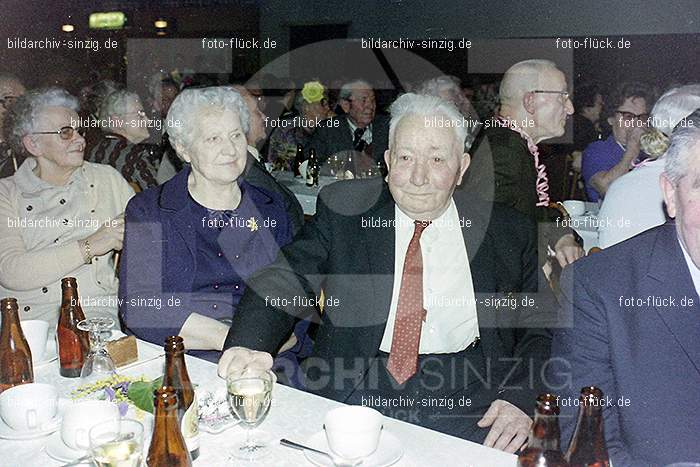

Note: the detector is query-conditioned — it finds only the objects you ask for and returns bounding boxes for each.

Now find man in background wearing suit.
[310,79,389,172]
[548,122,700,465]
[218,93,556,452]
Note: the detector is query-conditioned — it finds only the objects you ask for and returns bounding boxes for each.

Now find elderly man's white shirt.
[680,238,700,298]
[347,117,373,145]
[379,199,479,354]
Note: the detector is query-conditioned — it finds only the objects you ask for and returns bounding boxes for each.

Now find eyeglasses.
[29,126,86,140]
[531,90,571,102]
[0,96,18,110]
[615,110,650,122]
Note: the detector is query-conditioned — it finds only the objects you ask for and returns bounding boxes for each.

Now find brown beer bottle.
[147,386,192,467]
[0,298,33,393]
[566,386,610,467]
[57,278,89,377]
[163,336,199,460]
[518,393,570,467]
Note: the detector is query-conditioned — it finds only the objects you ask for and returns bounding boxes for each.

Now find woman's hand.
[84,214,126,256]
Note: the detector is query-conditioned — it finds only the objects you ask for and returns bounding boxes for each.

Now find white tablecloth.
[2,338,517,466]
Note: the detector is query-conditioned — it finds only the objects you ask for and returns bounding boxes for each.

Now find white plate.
[303,430,403,467]
[0,398,69,440]
[33,337,58,367]
[46,431,88,463]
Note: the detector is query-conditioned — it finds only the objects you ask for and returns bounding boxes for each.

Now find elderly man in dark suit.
[219,93,556,452]
[548,122,700,465]
[309,79,389,173]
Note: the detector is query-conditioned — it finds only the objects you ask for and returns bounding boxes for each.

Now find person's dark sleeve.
[548,266,642,467]
[496,214,554,412]
[223,185,333,353]
[118,197,195,344]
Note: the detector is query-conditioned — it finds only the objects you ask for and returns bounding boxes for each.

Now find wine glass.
[89,418,144,467]
[328,154,343,178]
[226,370,274,461]
[78,316,117,385]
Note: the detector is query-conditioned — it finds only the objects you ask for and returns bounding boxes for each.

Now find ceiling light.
[154,19,168,29]
[62,24,75,32]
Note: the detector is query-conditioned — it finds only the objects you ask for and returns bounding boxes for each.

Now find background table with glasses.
[273,171,338,216]
[3,337,517,466]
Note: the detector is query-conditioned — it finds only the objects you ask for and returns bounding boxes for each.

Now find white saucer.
[304,430,403,467]
[0,398,68,440]
[46,431,88,463]
[33,337,58,367]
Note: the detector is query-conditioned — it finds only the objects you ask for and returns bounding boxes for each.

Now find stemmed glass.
[226,370,274,461]
[328,154,344,179]
[89,418,144,467]
[78,317,117,385]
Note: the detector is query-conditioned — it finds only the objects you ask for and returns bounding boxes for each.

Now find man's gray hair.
[416,75,461,98]
[99,90,141,125]
[664,123,700,185]
[5,87,79,155]
[499,59,558,105]
[339,80,373,101]
[388,93,467,150]
[166,86,250,151]
[648,85,700,137]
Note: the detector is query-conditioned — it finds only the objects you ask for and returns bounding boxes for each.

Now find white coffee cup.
[0,383,58,431]
[20,320,50,362]
[324,406,383,461]
[61,400,120,451]
[562,200,586,217]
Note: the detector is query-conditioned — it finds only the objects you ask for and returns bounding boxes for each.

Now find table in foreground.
[2,338,517,467]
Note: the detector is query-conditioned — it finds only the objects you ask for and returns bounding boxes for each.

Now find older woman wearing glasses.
[118,86,310,380]
[0,87,134,326]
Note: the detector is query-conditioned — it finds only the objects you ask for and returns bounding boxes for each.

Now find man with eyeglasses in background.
[465,59,582,268]
[581,82,653,202]
[0,73,26,178]
[309,79,389,174]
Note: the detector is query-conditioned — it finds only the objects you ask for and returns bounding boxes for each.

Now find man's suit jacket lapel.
[646,223,700,376]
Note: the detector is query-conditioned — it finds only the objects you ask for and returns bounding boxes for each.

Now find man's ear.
[607,115,616,128]
[660,172,677,218]
[21,135,41,157]
[456,152,471,185]
[339,99,351,114]
[522,92,536,115]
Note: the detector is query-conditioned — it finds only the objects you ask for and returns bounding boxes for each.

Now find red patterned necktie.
[387,219,431,385]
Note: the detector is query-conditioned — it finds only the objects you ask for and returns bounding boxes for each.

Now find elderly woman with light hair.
[119,86,311,372]
[86,90,161,191]
[0,87,134,326]
[598,84,700,248]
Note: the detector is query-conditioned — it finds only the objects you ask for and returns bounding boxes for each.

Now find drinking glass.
[78,317,117,385]
[89,418,144,467]
[226,370,274,460]
[328,154,343,178]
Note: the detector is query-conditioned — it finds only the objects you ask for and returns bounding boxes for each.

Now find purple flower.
[104,386,116,401]
[118,402,129,417]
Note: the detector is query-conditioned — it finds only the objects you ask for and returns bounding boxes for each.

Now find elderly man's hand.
[217,346,274,380]
[554,233,584,267]
[477,399,532,453]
